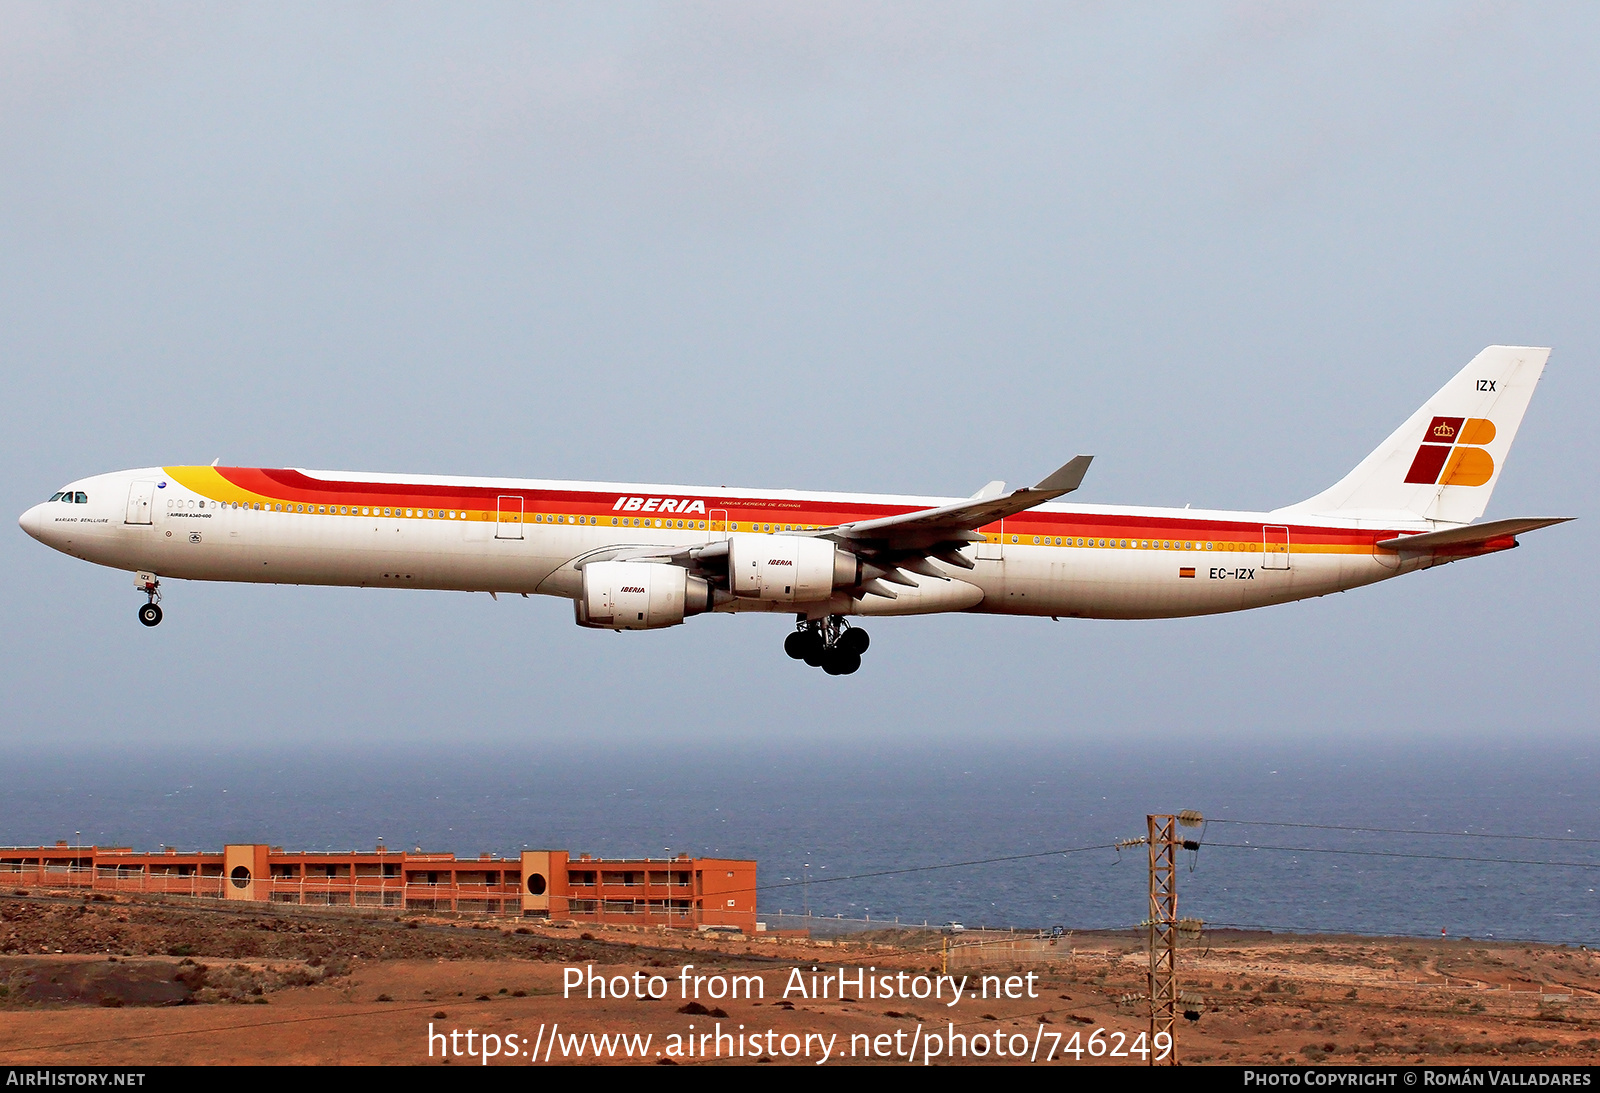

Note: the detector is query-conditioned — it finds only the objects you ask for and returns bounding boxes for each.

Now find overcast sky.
[2,2,1595,757]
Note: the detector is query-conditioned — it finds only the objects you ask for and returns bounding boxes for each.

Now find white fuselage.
[21,347,1559,665]
[19,465,1429,624]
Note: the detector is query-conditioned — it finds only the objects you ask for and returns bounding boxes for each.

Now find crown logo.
[1432,422,1456,439]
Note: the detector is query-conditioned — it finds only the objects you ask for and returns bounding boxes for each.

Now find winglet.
[1032,455,1093,495]
[828,454,1094,549]
[970,480,1007,501]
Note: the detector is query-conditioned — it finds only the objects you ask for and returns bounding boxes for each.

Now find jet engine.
[577,561,712,630]
[727,533,858,601]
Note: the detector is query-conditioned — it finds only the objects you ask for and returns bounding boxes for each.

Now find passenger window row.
[139,500,978,539]
[727,523,822,532]
[163,498,471,519]
[604,517,707,529]
[137,491,1267,550]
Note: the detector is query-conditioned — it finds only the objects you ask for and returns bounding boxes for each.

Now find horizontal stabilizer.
[1376,517,1572,554]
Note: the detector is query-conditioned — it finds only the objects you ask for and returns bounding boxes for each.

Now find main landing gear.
[137,574,162,627]
[784,616,869,675]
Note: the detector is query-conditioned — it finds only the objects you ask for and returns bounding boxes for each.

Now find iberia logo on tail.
[1403,416,1496,487]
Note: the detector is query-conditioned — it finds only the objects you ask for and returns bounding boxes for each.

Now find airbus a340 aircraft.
[20,346,1569,675]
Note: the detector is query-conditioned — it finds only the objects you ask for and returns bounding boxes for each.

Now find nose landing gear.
[785,616,869,675]
[136,572,162,627]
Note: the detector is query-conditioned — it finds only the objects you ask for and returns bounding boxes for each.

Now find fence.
[946,935,1075,970]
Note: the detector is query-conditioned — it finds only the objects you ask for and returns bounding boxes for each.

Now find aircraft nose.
[19,503,44,541]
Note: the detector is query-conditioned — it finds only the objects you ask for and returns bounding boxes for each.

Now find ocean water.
[3,738,1596,945]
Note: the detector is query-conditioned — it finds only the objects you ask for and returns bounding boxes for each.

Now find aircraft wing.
[792,456,1093,597]
[827,456,1093,551]
[572,457,1093,601]
[1376,517,1572,555]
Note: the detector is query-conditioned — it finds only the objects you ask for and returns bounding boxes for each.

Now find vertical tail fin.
[1283,346,1550,524]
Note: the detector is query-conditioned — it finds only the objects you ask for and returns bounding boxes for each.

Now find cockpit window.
[49,492,64,502]
[73,492,87,504]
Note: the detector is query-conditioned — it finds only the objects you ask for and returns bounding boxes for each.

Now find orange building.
[0,842,758,933]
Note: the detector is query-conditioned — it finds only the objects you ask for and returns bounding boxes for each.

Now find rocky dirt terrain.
[1,891,1597,1065]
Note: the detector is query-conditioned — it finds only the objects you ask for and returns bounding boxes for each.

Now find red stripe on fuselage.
[211,468,1399,550]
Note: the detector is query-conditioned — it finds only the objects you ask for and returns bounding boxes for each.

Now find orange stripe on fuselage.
[164,467,1403,553]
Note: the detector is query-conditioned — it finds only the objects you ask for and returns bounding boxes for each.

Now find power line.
[1209,819,1600,846]
[755,842,1117,893]
[1195,920,1577,945]
[750,819,1600,908]
[1205,840,1600,870]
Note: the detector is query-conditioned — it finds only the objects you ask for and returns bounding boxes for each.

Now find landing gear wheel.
[138,603,163,627]
[784,631,815,660]
[838,627,869,656]
[791,616,867,672]
[822,649,861,676]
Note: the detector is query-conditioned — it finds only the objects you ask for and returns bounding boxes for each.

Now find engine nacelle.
[577,561,711,630]
[727,533,857,601]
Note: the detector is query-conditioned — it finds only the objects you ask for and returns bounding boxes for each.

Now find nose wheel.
[785,616,868,674]
[137,574,162,627]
